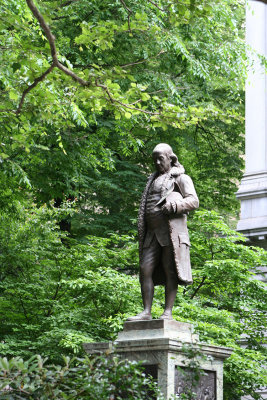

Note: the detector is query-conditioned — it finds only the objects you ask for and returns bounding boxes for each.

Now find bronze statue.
[128,143,199,321]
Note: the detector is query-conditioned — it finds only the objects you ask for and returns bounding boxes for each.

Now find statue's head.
[152,143,179,174]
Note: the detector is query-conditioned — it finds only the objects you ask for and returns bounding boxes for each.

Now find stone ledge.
[83,337,233,360]
[236,171,267,200]
[116,319,199,342]
[123,319,192,332]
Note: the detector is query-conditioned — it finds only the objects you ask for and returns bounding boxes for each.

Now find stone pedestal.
[84,320,232,399]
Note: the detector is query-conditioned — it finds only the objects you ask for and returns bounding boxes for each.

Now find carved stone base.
[83,320,232,399]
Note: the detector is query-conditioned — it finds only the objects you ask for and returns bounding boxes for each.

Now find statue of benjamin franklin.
[128,143,199,321]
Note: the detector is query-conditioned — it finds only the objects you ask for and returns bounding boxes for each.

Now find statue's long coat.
[138,166,199,286]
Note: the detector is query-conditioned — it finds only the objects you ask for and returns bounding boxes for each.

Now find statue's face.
[153,151,171,174]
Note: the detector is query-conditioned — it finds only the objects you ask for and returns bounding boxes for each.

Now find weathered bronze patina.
[128,143,199,321]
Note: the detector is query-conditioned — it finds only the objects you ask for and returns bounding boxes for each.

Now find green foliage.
[0,0,246,216]
[0,204,140,361]
[0,1,266,399]
[0,354,161,399]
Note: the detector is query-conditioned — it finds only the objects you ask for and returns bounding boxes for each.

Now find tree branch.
[198,123,225,151]
[94,81,162,114]
[15,64,55,115]
[26,0,57,59]
[120,49,166,68]
[56,62,89,86]
[60,0,80,7]
[12,0,89,114]
[113,99,161,115]
[119,0,132,32]
[1,0,164,117]
[45,283,61,317]
[51,15,69,21]
[147,0,165,12]
[95,81,115,103]
[119,0,132,14]
[26,0,89,87]
[72,49,166,70]
[19,295,30,323]
[190,276,207,299]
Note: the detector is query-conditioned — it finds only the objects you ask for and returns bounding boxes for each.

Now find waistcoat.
[144,173,171,247]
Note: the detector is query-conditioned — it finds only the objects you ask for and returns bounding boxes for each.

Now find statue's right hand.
[162,202,173,214]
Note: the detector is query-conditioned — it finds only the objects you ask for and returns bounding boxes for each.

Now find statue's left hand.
[162,202,173,214]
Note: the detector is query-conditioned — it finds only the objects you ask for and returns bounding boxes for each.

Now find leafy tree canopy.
[0,1,266,400]
[1,0,246,221]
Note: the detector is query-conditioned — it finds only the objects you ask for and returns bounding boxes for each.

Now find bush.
[0,354,161,399]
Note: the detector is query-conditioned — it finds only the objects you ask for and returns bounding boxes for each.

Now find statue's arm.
[163,174,199,215]
[177,174,199,212]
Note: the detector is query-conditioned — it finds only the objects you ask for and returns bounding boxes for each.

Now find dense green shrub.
[0,354,161,400]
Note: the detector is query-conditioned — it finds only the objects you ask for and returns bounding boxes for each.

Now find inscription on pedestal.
[175,367,216,399]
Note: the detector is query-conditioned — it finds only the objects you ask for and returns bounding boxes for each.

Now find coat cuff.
[171,201,184,214]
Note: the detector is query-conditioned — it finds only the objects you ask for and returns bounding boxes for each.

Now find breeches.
[140,235,178,283]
